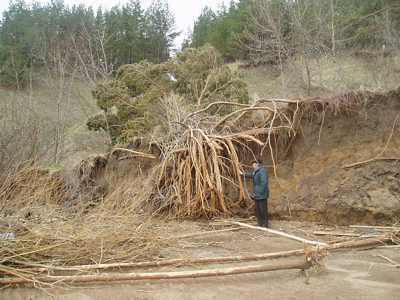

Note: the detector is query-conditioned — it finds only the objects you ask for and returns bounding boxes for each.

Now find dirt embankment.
[270,91,400,225]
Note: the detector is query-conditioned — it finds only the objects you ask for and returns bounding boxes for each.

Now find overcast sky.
[0,0,233,48]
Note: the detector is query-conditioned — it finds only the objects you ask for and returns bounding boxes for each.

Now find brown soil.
[270,93,400,225]
[2,220,399,300]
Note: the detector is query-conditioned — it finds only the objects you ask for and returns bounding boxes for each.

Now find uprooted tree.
[85,45,400,219]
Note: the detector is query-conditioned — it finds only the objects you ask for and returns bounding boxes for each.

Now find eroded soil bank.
[270,92,400,225]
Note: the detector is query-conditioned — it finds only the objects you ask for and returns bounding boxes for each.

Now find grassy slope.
[241,52,400,100]
[0,78,108,170]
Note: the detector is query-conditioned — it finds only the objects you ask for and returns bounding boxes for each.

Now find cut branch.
[214,107,274,130]
[231,221,328,247]
[0,260,312,285]
[12,248,307,272]
[184,101,251,122]
[313,231,360,237]
[111,148,157,160]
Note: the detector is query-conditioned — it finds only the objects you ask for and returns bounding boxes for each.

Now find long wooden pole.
[313,231,360,237]
[171,228,241,240]
[13,249,306,272]
[326,234,396,251]
[349,225,400,230]
[231,222,328,247]
[0,260,311,285]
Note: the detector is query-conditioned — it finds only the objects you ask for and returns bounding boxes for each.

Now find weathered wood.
[111,148,157,159]
[378,245,400,249]
[343,157,400,169]
[232,222,328,247]
[12,249,307,272]
[0,260,311,285]
[327,234,395,251]
[313,231,360,237]
[171,228,241,240]
[349,225,400,230]
[377,255,400,268]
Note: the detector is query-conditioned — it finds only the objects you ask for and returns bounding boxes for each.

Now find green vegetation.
[0,0,177,86]
[189,0,400,62]
[88,45,249,144]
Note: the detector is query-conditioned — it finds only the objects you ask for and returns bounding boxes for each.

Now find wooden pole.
[313,231,360,237]
[0,260,311,285]
[349,225,400,230]
[111,148,157,159]
[13,249,307,272]
[232,222,328,247]
[171,228,241,240]
[327,234,396,251]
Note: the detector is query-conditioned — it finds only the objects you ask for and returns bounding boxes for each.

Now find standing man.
[242,160,270,228]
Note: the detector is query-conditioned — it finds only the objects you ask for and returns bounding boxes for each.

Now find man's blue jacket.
[244,167,269,201]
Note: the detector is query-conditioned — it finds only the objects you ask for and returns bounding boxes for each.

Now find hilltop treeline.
[0,0,177,86]
[188,0,400,62]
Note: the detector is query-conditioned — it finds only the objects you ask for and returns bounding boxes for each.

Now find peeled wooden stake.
[0,259,312,285]
[231,222,328,247]
[12,248,307,272]
[313,231,360,237]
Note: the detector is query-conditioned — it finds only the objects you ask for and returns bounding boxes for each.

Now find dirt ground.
[2,220,399,300]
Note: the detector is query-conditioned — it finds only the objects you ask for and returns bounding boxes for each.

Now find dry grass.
[0,163,165,288]
[0,78,108,175]
[241,51,400,99]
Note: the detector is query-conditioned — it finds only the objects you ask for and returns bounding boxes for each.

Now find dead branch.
[343,157,400,169]
[377,255,400,268]
[184,101,251,122]
[111,148,157,160]
[11,248,307,273]
[231,221,328,247]
[257,98,300,104]
[313,231,361,237]
[327,233,398,251]
[349,225,400,230]
[343,114,399,169]
[214,107,274,130]
[0,259,313,285]
[170,228,241,239]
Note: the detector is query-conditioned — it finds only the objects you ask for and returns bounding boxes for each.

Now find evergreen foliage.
[0,0,177,86]
[189,0,400,62]
[88,45,249,144]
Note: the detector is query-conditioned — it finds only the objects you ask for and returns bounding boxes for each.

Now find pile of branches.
[146,88,400,218]
[0,164,166,281]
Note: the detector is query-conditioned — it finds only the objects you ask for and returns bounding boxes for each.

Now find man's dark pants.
[254,199,268,227]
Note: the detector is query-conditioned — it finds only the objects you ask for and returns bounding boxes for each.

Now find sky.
[0,0,233,48]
